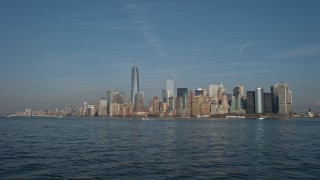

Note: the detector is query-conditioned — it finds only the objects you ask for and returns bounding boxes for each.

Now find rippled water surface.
[1,117,320,179]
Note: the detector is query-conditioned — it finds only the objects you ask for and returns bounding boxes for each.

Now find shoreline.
[2,115,319,120]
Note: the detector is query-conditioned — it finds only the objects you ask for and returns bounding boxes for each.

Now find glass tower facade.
[166,78,174,99]
[255,87,264,114]
[130,65,140,104]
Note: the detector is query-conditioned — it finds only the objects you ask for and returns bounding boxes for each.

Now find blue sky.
[1,0,320,113]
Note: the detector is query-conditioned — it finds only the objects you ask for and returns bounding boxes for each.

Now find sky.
[1,0,320,113]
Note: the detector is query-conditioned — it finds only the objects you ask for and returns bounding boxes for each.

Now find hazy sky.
[1,0,320,113]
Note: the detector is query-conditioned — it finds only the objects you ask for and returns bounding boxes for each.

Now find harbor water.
[1,117,320,179]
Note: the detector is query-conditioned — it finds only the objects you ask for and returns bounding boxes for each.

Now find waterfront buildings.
[88,104,95,116]
[83,102,88,116]
[98,98,107,117]
[20,64,294,118]
[107,90,127,116]
[149,96,160,116]
[242,83,293,116]
[15,81,296,118]
[110,103,120,116]
[134,93,144,112]
[120,103,132,117]
[191,96,203,116]
[65,106,73,116]
[175,88,189,116]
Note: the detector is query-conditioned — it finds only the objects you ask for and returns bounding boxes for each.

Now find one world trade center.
[130,64,140,104]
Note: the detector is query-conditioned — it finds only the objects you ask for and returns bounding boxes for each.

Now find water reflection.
[255,119,266,149]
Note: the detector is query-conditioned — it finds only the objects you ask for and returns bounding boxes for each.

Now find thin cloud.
[271,43,320,59]
[222,41,252,54]
[222,62,272,67]
[240,42,251,53]
[121,1,166,57]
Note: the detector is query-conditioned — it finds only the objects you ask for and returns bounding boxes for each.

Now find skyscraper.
[177,88,188,98]
[107,90,127,116]
[106,91,113,115]
[217,83,224,100]
[264,93,272,113]
[239,85,245,97]
[99,98,107,117]
[278,82,292,115]
[230,91,243,113]
[175,96,183,110]
[271,82,293,115]
[209,84,219,97]
[134,93,144,112]
[233,87,240,96]
[169,96,175,111]
[271,84,279,113]
[113,91,127,104]
[195,88,204,96]
[166,78,174,101]
[255,87,264,114]
[247,91,255,114]
[130,64,140,104]
[162,89,167,103]
[151,96,160,115]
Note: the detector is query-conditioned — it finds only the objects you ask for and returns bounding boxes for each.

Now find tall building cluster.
[246,83,293,115]
[73,64,294,118]
[15,64,294,118]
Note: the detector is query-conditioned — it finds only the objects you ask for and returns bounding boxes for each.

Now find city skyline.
[130,64,140,104]
[1,0,320,113]
[11,79,296,118]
